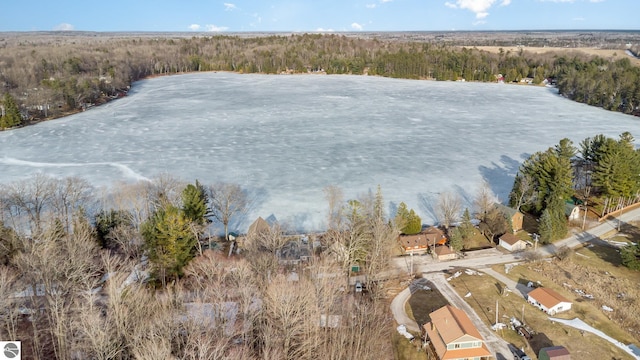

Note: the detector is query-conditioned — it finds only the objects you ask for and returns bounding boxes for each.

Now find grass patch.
[449,271,636,359]
[406,281,450,328]
[392,331,428,360]
[464,231,492,250]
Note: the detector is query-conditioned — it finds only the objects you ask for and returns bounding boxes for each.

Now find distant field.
[473,46,640,66]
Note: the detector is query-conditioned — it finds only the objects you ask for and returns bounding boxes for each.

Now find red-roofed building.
[423,305,493,360]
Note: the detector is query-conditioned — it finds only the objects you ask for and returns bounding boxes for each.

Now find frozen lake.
[0,73,638,231]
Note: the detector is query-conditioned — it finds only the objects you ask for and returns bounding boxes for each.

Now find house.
[247,216,271,238]
[538,346,570,360]
[495,204,524,233]
[423,226,448,246]
[433,245,457,261]
[398,226,447,255]
[398,233,430,255]
[423,305,492,360]
[527,287,572,315]
[499,233,528,252]
[276,240,312,265]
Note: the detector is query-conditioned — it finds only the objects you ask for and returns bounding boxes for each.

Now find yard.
[447,235,640,360]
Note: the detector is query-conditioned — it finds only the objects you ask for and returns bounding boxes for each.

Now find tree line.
[0,174,398,359]
[1,33,639,129]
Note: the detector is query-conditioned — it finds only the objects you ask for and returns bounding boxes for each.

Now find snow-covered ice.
[0,73,638,232]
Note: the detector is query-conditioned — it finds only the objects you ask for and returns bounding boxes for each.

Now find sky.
[0,0,638,33]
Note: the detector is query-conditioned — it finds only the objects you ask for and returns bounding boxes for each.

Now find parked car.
[355,280,363,293]
[508,344,532,360]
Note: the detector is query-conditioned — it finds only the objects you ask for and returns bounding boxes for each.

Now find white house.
[527,287,572,315]
[499,233,528,252]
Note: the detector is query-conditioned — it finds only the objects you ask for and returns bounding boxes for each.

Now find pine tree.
[181,181,208,225]
[449,227,464,252]
[142,205,197,287]
[459,208,474,240]
[538,208,553,244]
[0,93,21,129]
[394,202,421,235]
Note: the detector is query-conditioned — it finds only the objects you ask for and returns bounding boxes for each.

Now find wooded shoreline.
[1,31,639,130]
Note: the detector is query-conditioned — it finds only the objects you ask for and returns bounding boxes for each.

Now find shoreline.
[8,70,554,131]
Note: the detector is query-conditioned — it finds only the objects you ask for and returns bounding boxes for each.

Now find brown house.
[495,204,524,233]
[423,305,492,360]
[398,226,447,255]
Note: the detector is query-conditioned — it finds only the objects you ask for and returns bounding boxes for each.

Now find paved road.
[389,207,640,358]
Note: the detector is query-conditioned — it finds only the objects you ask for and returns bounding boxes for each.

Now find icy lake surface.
[1,73,638,231]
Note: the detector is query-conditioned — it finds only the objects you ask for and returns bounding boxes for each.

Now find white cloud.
[53,23,74,31]
[366,4,377,8]
[351,22,363,31]
[316,28,335,32]
[224,2,237,11]
[205,24,229,32]
[444,0,514,19]
[189,24,201,31]
[380,0,393,2]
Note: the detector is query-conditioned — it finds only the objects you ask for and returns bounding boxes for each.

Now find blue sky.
[1,0,637,32]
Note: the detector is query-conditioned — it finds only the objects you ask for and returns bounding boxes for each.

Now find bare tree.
[51,176,94,232]
[510,173,537,212]
[436,191,462,229]
[323,185,344,231]
[1,173,57,235]
[474,180,497,222]
[208,183,247,241]
[0,266,20,341]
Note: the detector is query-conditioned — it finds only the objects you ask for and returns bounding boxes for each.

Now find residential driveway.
[390,285,420,333]
[423,272,512,360]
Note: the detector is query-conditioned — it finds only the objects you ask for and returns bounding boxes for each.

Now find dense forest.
[0,32,639,129]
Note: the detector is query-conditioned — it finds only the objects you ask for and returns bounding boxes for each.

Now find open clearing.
[473,46,640,66]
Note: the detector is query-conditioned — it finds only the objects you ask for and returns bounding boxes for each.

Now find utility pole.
[532,233,539,251]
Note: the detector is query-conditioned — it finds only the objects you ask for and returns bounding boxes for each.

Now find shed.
[433,245,456,261]
[538,346,570,360]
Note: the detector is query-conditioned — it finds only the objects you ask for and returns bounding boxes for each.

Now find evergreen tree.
[459,208,474,240]
[449,227,464,252]
[142,204,197,287]
[394,202,421,235]
[0,93,21,129]
[181,181,209,225]
[621,243,640,271]
[592,134,640,197]
[538,208,553,244]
